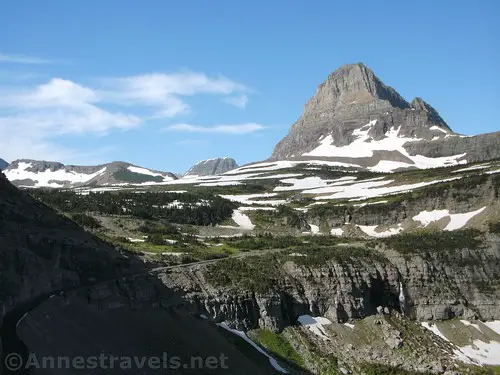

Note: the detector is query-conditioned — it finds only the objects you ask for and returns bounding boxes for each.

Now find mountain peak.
[410,97,452,132]
[184,157,238,177]
[270,63,465,164]
[304,63,409,118]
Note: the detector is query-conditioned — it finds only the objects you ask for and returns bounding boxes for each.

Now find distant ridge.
[184,157,238,177]
[3,159,177,188]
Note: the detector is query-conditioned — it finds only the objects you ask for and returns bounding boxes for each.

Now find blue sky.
[1,0,498,172]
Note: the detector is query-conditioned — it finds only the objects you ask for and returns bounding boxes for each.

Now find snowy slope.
[4,160,177,188]
[303,120,468,172]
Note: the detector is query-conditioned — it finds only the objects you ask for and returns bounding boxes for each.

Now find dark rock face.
[0,172,147,372]
[271,63,500,167]
[184,157,238,177]
[0,158,8,170]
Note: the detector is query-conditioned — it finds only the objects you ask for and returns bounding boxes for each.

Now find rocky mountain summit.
[271,63,500,171]
[0,158,8,170]
[4,159,177,188]
[184,157,239,177]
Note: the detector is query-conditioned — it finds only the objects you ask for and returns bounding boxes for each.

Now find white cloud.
[102,72,248,118]
[224,94,248,109]
[164,123,265,134]
[0,71,252,162]
[0,53,52,64]
[0,78,140,135]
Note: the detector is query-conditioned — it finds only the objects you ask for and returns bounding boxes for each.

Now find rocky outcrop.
[270,63,500,168]
[0,158,8,170]
[3,159,177,188]
[184,157,238,177]
[46,233,500,336]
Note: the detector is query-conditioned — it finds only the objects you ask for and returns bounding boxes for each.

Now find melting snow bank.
[216,323,288,373]
[311,176,462,201]
[231,210,255,230]
[358,224,403,238]
[309,224,320,234]
[421,321,500,365]
[458,340,500,365]
[412,207,486,230]
[297,315,332,340]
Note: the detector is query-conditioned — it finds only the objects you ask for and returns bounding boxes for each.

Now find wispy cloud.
[0,71,253,161]
[102,72,249,118]
[223,94,248,109]
[0,53,52,65]
[164,123,265,134]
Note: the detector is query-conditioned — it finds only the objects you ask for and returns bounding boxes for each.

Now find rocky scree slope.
[271,63,500,170]
[3,159,177,188]
[184,157,239,177]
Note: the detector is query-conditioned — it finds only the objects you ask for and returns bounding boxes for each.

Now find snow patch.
[331,228,344,236]
[358,224,403,238]
[444,207,486,231]
[457,340,500,365]
[312,177,462,201]
[412,207,486,230]
[309,224,320,234]
[231,210,255,230]
[297,315,332,340]
[430,125,449,134]
[127,166,173,181]
[5,164,107,188]
[303,122,466,171]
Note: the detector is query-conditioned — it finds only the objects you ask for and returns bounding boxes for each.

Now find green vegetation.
[360,363,432,375]
[381,228,483,254]
[30,190,236,226]
[288,245,387,266]
[488,221,500,234]
[204,243,384,290]
[204,255,280,292]
[249,329,305,367]
[112,170,163,183]
[249,205,304,229]
[224,233,303,251]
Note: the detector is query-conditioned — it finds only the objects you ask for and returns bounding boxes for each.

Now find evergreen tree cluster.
[29,189,237,226]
